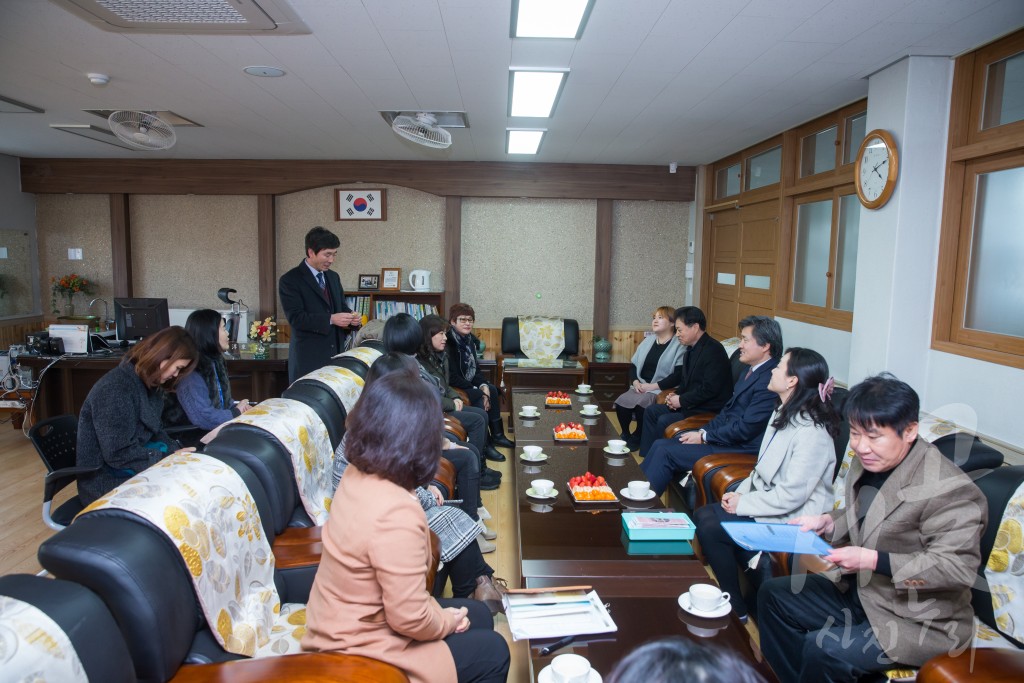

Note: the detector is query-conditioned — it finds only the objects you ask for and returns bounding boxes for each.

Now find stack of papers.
[503,588,617,641]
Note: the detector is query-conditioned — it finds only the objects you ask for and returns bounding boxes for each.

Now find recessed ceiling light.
[513,0,593,39]
[507,129,545,155]
[509,69,567,118]
[244,66,286,77]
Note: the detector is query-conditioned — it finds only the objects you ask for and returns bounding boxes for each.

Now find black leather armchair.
[499,316,581,358]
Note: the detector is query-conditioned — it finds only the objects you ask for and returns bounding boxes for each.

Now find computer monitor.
[114,298,170,341]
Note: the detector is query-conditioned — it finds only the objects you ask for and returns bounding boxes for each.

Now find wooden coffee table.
[510,389,617,446]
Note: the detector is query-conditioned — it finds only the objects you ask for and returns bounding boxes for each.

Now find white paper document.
[503,589,617,641]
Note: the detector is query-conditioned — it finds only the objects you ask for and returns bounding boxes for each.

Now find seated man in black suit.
[638,306,733,456]
[641,316,782,495]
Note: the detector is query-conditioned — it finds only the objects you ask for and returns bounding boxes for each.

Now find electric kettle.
[408,269,432,291]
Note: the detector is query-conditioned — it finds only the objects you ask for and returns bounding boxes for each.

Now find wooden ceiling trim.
[20,159,695,201]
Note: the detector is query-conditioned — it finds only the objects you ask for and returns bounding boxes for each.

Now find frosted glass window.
[715,163,741,199]
[982,51,1024,130]
[717,272,737,286]
[745,146,781,190]
[833,195,860,311]
[844,112,867,165]
[800,126,837,177]
[964,166,1024,338]
[792,199,832,307]
[744,274,771,290]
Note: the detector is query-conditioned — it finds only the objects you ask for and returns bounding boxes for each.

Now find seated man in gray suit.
[758,374,987,683]
[640,316,782,495]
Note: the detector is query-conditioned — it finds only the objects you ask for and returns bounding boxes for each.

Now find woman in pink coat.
[302,371,510,683]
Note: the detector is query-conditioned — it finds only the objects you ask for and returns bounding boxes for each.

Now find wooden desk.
[499,356,586,397]
[0,388,32,429]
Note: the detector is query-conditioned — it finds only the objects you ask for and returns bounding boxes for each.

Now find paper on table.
[721,521,833,555]
[503,589,617,641]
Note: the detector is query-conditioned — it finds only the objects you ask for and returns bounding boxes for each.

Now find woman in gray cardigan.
[613,306,686,450]
[76,326,198,505]
[693,347,839,620]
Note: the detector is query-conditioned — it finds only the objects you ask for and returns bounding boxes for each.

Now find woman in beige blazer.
[694,347,839,620]
[302,371,510,683]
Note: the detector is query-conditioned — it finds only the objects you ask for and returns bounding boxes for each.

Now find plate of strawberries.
[568,471,618,503]
[553,421,587,442]
[544,390,573,408]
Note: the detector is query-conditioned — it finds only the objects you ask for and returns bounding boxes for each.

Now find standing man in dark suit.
[638,306,733,456]
[279,226,361,382]
[641,316,782,495]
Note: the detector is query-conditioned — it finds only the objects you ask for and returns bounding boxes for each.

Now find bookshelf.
[344,291,445,321]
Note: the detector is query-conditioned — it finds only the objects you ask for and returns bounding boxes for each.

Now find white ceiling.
[1,0,1021,165]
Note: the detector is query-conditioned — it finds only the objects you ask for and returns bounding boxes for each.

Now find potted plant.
[51,273,93,316]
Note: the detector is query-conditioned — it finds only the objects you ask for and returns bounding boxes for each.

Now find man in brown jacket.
[757,373,987,683]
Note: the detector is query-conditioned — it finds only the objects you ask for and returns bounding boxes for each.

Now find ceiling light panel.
[49,0,311,34]
[507,129,545,154]
[513,0,593,39]
[510,70,567,118]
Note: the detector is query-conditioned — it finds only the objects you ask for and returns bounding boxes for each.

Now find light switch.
[68,247,83,260]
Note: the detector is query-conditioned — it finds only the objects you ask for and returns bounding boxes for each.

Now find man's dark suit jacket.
[704,357,779,452]
[665,332,734,414]
[279,260,352,382]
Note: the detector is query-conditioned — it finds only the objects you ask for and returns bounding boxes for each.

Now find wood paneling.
[257,195,276,320]
[444,196,462,310]
[0,317,43,348]
[109,193,132,297]
[593,199,612,339]
[21,159,696,201]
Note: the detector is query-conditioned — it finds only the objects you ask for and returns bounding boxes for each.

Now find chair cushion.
[979,467,1024,648]
[500,317,580,357]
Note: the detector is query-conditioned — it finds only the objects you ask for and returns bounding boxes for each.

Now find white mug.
[607,439,628,454]
[627,480,650,498]
[582,404,599,415]
[522,445,543,459]
[689,583,730,612]
[531,479,554,496]
[522,405,539,416]
[551,653,592,683]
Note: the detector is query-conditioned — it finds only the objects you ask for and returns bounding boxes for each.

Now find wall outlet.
[68,247,83,260]
[688,240,694,254]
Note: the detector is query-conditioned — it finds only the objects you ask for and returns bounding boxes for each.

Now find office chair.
[28,414,99,530]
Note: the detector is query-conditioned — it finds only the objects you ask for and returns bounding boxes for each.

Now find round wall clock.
[855,129,899,209]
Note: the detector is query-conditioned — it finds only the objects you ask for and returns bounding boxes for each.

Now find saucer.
[526,487,557,500]
[619,487,656,502]
[520,453,549,462]
[538,665,602,683]
[519,411,541,418]
[580,410,602,417]
[602,445,630,456]
[574,389,594,395]
[677,592,731,619]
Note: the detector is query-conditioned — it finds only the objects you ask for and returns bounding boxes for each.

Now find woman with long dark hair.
[693,347,839,620]
[303,371,510,683]
[164,309,251,435]
[77,326,198,505]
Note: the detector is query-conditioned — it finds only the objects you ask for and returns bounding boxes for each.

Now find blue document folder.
[721,522,834,555]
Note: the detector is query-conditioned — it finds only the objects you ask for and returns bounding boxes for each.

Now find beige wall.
[0,230,33,317]
[131,195,259,310]
[610,200,689,328]
[36,194,112,315]
[462,198,597,328]
[276,184,445,316]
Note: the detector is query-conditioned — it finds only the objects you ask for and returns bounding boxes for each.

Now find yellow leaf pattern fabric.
[985,480,1024,648]
[518,316,565,362]
[0,595,88,683]
[80,452,304,657]
[300,366,365,414]
[334,346,383,370]
[229,397,334,526]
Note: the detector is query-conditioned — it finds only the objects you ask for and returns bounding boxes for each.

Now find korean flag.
[342,191,378,219]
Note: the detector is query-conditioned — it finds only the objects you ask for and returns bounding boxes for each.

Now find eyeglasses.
[455,317,475,324]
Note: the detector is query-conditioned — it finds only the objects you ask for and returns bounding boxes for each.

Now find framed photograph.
[336,188,387,221]
[358,273,379,291]
[380,268,401,291]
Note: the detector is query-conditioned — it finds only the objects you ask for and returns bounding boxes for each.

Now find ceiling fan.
[107,110,177,150]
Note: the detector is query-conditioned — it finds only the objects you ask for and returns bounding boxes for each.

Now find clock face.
[858,136,890,202]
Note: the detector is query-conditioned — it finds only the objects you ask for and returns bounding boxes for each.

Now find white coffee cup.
[627,480,650,498]
[531,479,554,496]
[607,439,628,453]
[522,405,539,416]
[582,404,599,415]
[523,445,543,459]
[550,653,592,683]
[689,583,730,612]
[577,384,591,393]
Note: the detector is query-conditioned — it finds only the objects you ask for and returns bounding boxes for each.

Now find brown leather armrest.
[663,413,716,439]
[453,388,470,403]
[919,647,1024,683]
[691,452,756,508]
[443,416,467,442]
[426,530,441,593]
[433,457,456,498]
[170,652,409,683]
[710,463,757,501]
[655,389,674,405]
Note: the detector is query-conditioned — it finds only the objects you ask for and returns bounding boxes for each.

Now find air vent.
[50,124,136,151]
[49,0,310,34]
[84,109,202,127]
[379,111,470,129]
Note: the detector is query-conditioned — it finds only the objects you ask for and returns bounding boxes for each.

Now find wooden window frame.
[786,100,867,195]
[933,29,1024,369]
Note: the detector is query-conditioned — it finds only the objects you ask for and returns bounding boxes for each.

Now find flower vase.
[62,294,75,318]
[593,336,612,361]
[253,341,268,359]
